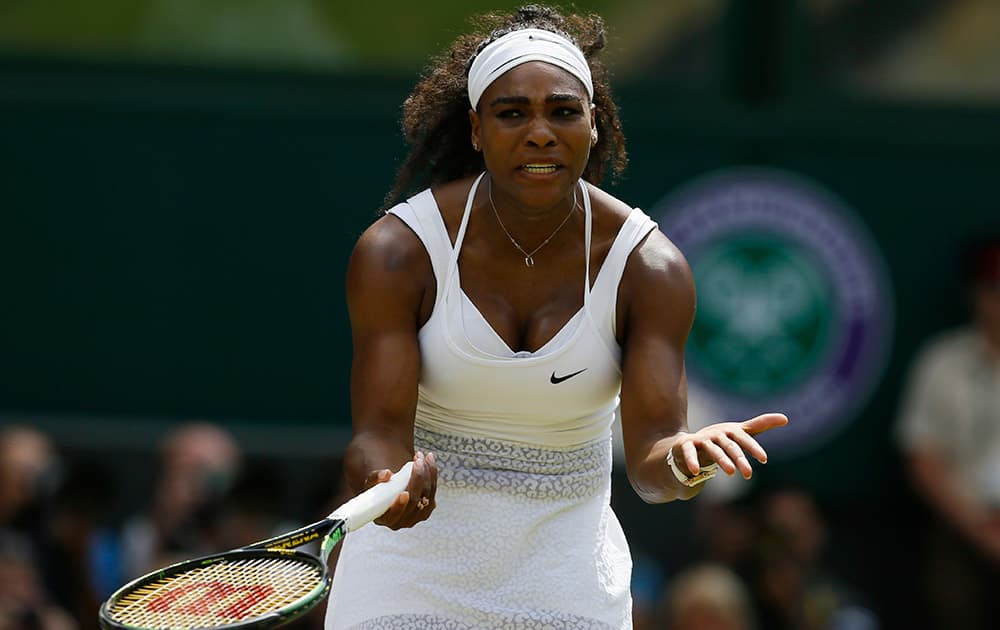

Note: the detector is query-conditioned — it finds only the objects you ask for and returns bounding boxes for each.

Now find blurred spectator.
[0,426,61,543]
[691,496,758,571]
[0,428,75,630]
[38,461,120,630]
[749,489,878,630]
[896,235,1000,628]
[0,530,75,630]
[660,563,755,630]
[212,462,291,552]
[119,421,241,578]
[631,551,667,630]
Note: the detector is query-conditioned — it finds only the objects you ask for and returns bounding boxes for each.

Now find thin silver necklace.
[488,177,578,268]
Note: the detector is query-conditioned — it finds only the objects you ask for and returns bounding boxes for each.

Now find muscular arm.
[343,214,437,527]
[618,230,699,502]
[618,230,786,503]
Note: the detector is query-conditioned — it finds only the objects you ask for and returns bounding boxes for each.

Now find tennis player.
[327,5,788,628]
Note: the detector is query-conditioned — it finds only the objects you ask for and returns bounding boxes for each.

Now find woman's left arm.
[617,230,787,503]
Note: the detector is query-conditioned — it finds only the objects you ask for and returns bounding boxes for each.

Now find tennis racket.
[99,461,414,630]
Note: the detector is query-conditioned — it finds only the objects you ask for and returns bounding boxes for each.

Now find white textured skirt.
[323,426,633,629]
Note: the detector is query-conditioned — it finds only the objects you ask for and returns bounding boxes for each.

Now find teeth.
[522,164,558,173]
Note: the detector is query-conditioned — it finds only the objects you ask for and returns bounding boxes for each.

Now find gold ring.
[416,496,430,510]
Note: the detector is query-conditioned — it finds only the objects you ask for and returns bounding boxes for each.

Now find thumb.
[364,468,392,490]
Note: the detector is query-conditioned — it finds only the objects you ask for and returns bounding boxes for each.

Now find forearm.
[343,426,415,495]
[909,451,990,536]
[627,433,705,503]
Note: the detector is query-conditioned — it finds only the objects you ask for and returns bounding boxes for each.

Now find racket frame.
[98,461,413,630]
[99,518,347,630]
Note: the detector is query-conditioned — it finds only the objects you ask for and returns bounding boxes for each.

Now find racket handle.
[332,461,415,531]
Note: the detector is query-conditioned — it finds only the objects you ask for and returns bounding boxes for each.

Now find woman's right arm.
[343,214,438,529]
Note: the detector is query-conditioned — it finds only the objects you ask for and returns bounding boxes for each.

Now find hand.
[962,511,1000,565]
[672,413,788,480]
[366,451,438,529]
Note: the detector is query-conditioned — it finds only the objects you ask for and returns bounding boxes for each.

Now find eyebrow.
[488,93,584,107]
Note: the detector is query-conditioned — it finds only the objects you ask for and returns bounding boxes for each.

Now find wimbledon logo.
[653,168,893,455]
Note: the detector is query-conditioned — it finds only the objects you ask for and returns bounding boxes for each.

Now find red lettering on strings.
[146,582,276,619]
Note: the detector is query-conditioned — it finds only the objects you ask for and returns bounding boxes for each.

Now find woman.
[326,5,787,629]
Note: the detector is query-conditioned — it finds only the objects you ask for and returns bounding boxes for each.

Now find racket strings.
[107,555,323,628]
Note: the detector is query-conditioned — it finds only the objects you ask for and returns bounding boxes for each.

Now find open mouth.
[520,164,560,175]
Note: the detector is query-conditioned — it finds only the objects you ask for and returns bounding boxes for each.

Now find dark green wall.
[2,62,410,424]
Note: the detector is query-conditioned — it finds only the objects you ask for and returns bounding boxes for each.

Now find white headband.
[467,28,594,109]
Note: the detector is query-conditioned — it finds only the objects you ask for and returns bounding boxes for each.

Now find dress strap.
[581,178,593,310]
[589,207,657,349]
[386,189,454,310]
[445,172,486,289]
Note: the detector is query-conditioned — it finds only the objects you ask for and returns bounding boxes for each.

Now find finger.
[699,440,736,475]
[727,431,769,464]
[426,452,438,509]
[363,468,392,491]
[410,451,426,495]
[375,490,410,528]
[741,413,788,436]
[419,453,436,514]
[406,452,437,524]
[680,440,701,477]
[716,438,753,478]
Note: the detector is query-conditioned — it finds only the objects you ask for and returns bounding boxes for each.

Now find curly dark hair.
[382,4,628,210]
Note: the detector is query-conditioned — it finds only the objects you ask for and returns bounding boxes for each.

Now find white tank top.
[388,173,656,448]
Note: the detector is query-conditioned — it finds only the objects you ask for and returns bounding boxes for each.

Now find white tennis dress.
[325,173,656,629]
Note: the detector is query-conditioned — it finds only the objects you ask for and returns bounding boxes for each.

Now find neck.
[487,176,578,226]
[486,175,581,267]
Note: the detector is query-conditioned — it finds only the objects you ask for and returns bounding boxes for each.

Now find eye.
[496,109,523,119]
[553,106,583,117]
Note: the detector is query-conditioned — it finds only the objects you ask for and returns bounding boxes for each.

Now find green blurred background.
[2,1,999,624]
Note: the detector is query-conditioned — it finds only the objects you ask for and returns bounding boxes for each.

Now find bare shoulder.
[350,212,427,276]
[433,175,480,208]
[584,182,633,235]
[628,228,693,288]
[619,221,697,334]
[585,182,693,293]
[347,212,434,317]
[431,175,481,240]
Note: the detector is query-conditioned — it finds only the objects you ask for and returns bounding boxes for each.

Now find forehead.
[481,61,590,102]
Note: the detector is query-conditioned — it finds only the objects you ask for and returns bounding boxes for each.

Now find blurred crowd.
[0,422,349,630]
[629,487,879,630]
[2,238,998,630]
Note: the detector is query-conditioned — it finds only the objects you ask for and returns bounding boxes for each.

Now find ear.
[590,104,598,146]
[469,108,482,152]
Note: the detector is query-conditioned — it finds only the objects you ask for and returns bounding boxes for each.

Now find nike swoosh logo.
[550,368,587,384]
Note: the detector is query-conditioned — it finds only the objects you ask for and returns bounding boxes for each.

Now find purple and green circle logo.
[653,168,893,455]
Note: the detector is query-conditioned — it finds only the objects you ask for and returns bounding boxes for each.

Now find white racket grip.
[331,461,415,532]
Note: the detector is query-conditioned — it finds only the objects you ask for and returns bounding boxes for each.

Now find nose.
[524,116,557,148]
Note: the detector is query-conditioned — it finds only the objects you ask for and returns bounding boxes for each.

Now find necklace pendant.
[524,255,534,268]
